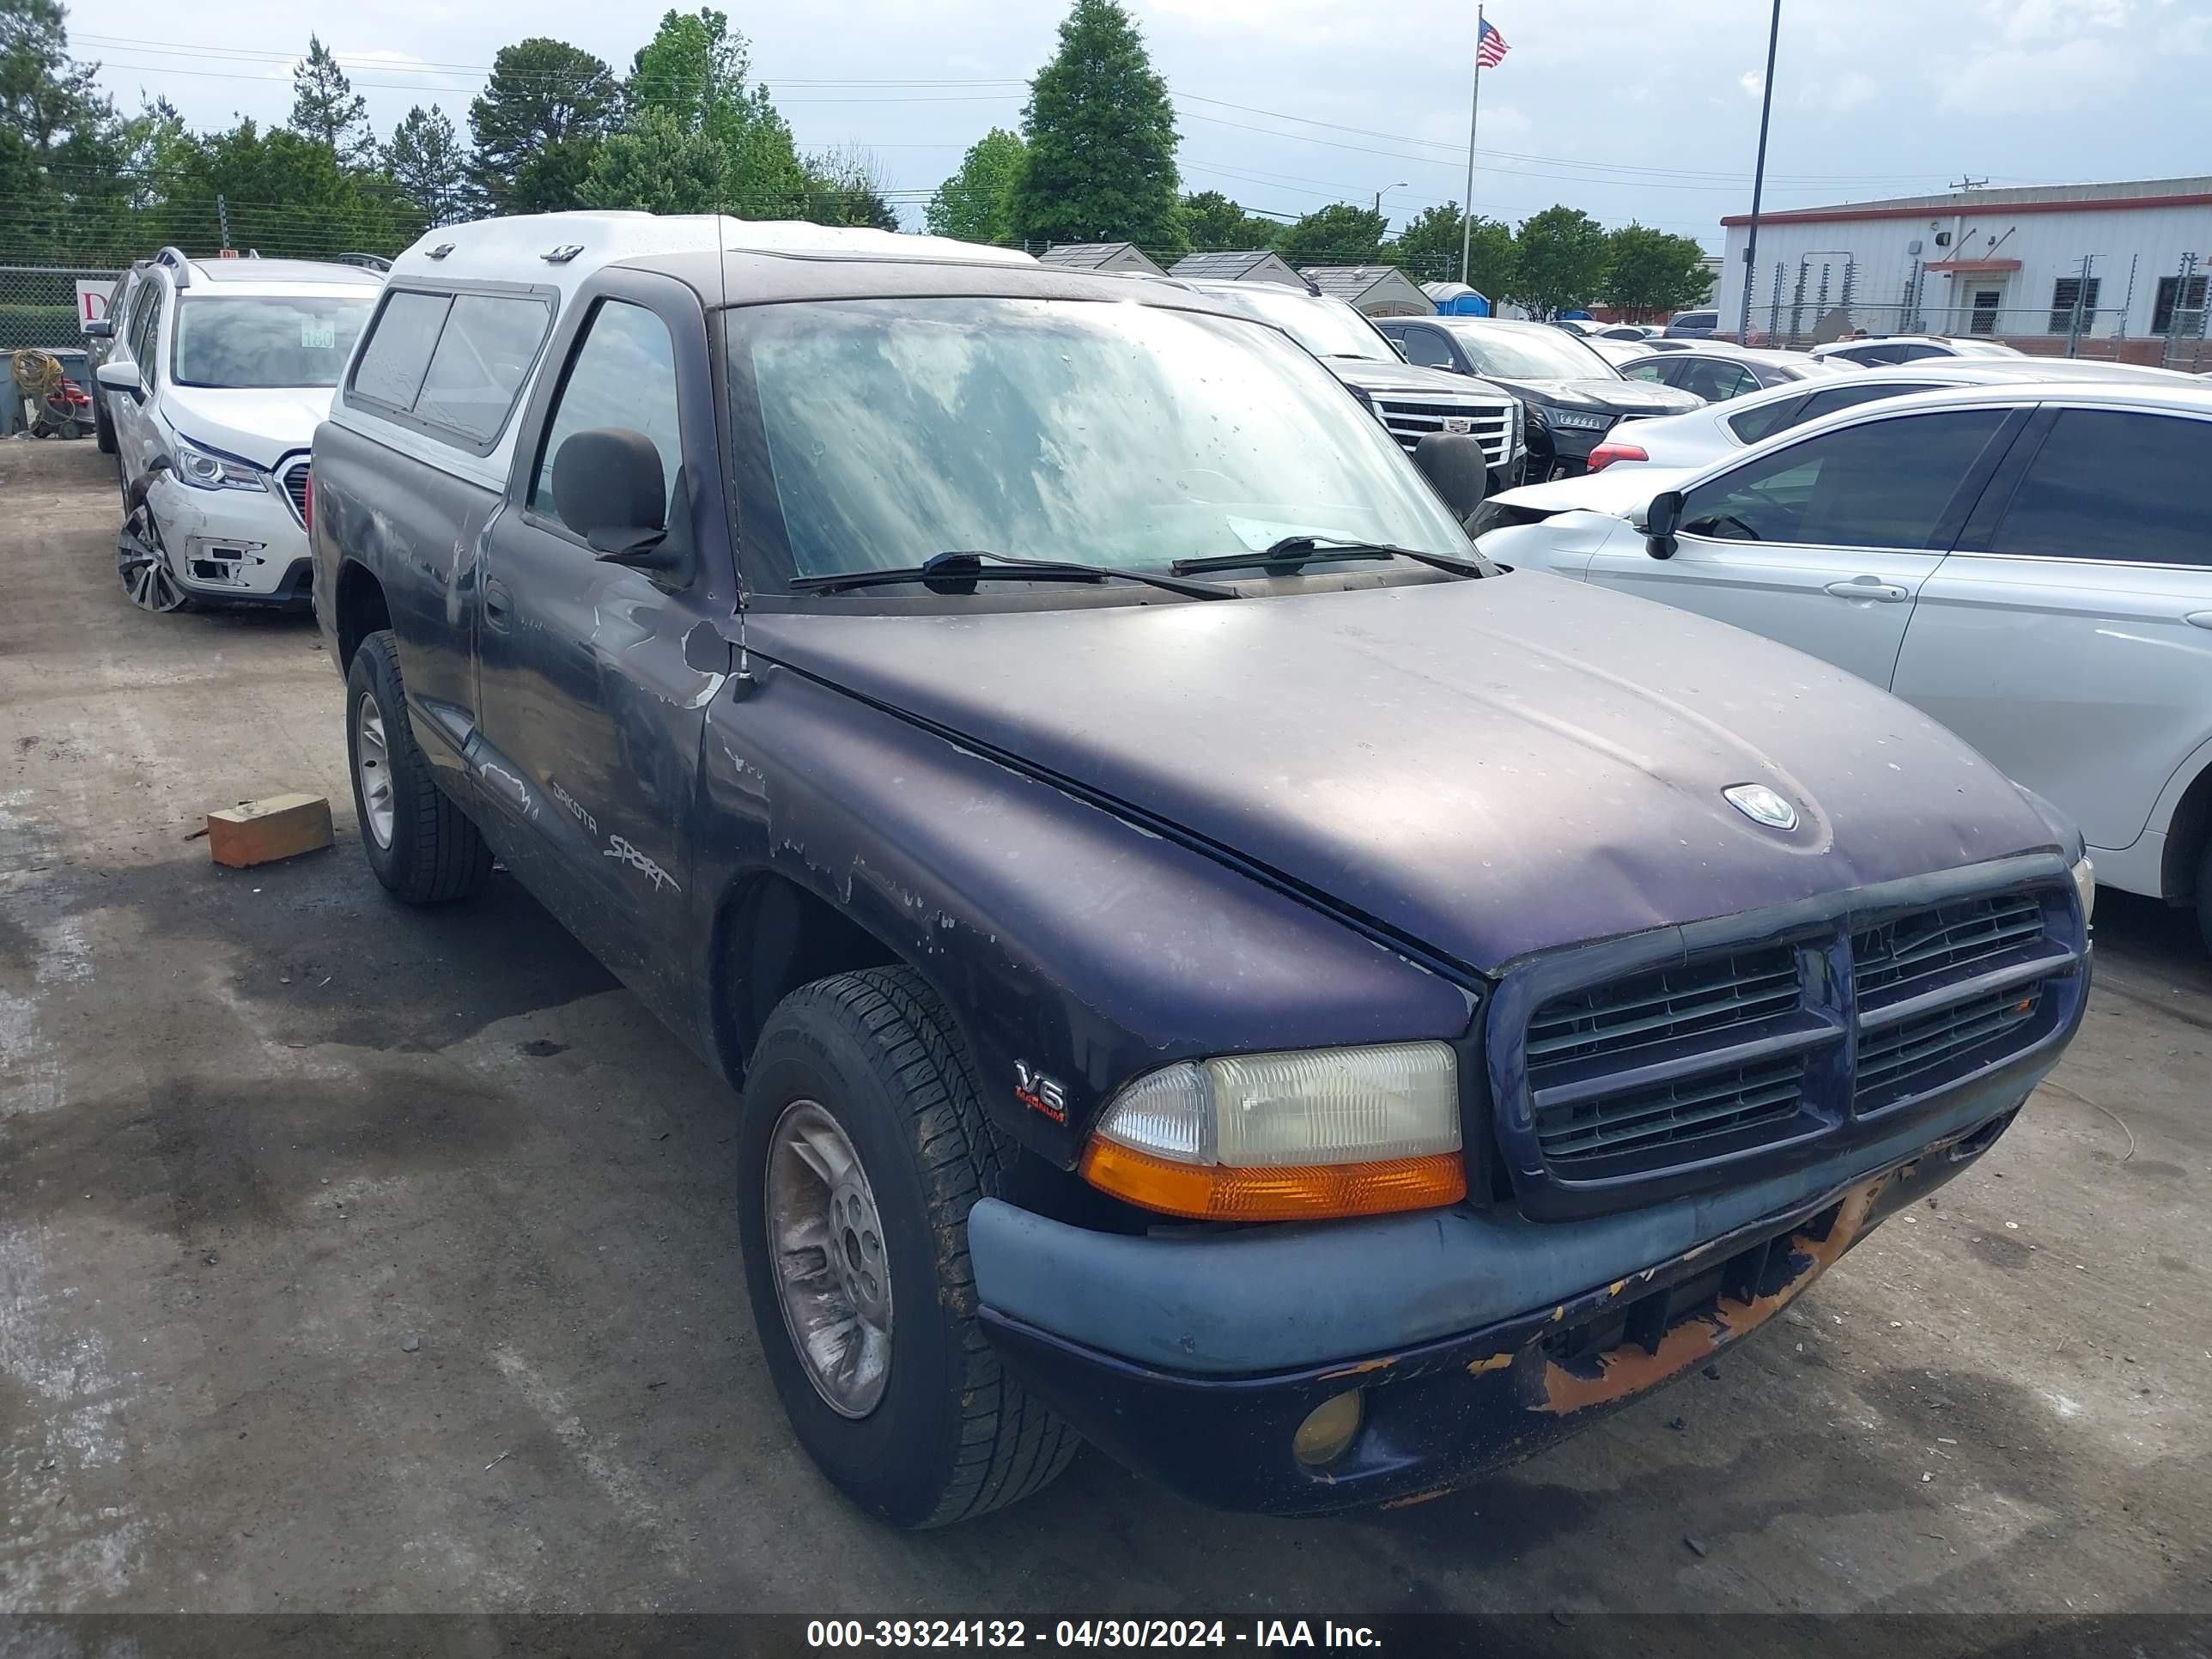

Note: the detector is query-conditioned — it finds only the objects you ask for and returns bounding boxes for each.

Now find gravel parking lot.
[3,437,2209,1627]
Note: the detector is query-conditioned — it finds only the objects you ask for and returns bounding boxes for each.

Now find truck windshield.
[726,296,1474,589]
[173,295,374,389]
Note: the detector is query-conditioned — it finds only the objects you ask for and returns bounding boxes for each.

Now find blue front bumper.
[974,1077,2042,1516]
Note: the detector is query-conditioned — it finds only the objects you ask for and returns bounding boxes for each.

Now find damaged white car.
[94,250,380,612]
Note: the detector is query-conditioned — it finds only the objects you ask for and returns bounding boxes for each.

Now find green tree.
[625,9,808,214]
[1010,0,1182,252]
[290,33,374,165]
[802,144,898,231]
[1180,189,1279,251]
[925,127,1024,244]
[149,118,409,258]
[1601,222,1714,319]
[469,38,617,212]
[386,105,469,228]
[1274,203,1385,269]
[580,106,728,215]
[2,0,109,167]
[1389,202,1514,293]
[1509,204,1610,318]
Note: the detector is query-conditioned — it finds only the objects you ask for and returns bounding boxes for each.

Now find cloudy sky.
[70,0,2212,250]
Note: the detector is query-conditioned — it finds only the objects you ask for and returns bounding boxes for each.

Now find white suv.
[93,250,381,612]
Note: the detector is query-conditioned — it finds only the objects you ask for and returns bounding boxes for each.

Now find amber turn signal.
[1079,1137,1467,1222]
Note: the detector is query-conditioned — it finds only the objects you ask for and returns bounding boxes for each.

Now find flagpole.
[1458,4,1484,287]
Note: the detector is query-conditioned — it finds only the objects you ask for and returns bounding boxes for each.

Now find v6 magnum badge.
[1013,1061,1068,1124]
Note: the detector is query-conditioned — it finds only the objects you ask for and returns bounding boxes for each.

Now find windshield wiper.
[791,550,1235,601]
[1174,535,1492,580]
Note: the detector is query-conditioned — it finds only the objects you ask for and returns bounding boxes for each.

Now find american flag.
[1477,17,1510,66]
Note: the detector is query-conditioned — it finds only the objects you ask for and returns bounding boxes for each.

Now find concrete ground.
[3,437,2209,1626]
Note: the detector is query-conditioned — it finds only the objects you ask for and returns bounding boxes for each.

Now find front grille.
[1509,880,2077,1193]
[281,461,311,526]
[1528,947,1802,1067]
[1855,982,2045,1102]
[1372,398,1512,465]
[1854,894,2044,1000]
[1537,1056,1808,1167]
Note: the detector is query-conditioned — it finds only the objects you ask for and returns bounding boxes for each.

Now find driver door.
[1583,406,2020,688]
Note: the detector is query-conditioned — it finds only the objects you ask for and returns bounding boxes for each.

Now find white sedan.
[1559,356,2212,475]
[1473,380,2212,951]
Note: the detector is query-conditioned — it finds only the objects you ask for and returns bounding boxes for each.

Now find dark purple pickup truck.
[311,214,2091,1527]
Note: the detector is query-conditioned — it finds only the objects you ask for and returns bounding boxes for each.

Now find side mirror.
[95,359,143,398]
[83,318,114,339]
[1413,432,1490,528]
[550,428,682,571]
[1643,489,1684,559]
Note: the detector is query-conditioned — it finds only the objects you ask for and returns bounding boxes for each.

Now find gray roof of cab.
[191,257,386,285]
[639,246,1271,316]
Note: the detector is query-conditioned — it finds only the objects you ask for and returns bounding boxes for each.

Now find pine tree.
[385,105,468,228]
[1009,0,1182,252]
[623,9,806,214]
[580,107,729,216]
[290,33,374,166]
[468,38,618,212]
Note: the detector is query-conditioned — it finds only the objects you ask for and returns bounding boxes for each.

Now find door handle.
[2185,611,2212,631]
[1824,577,1910,603]
[483,577,513,630]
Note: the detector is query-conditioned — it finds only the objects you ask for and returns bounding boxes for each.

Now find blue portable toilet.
[1419,281,1491,316]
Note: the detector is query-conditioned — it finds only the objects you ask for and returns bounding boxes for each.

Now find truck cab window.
[530,301,684,535]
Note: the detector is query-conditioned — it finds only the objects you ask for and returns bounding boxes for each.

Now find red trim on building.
[1923,258,2022,272]
[1720,191,2212,228]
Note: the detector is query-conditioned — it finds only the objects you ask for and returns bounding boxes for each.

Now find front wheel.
[116,498,190,613]
[344,630,493,903]
[738,968,1079,1527]
[2196,839,2212,959]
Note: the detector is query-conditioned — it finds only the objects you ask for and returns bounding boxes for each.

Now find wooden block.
[207,793,334,868]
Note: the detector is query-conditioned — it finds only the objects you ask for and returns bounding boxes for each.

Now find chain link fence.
[1738,252,2212,370]
[1,264,125,353]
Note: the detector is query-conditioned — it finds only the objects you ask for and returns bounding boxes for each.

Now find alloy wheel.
[765,1099,895,1419]
[352,692,396,850]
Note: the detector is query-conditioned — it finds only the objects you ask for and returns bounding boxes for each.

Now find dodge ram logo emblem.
[1724,784,1799,831]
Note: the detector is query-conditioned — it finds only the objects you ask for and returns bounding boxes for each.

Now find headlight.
[2070,854,2095,927]
[1546,407,1613,432]
[1510,399,1525,453]
[1079,1041,1464,1221]
[173,435,269,492]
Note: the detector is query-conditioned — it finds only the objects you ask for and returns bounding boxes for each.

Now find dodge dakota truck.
[311,213,2091,1527]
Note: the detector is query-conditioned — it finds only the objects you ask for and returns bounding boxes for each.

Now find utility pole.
[1950,176,1989,191]
[217,192,232,253]
[1736,0,1782,344]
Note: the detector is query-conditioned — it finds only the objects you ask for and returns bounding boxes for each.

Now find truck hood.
[162,386,333,469]
[1486,375,1702,416]
[1324,358,1517,404]
[755,575,2060,974]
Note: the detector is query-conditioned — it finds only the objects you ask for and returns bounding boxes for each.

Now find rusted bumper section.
[980,1109,2014,1517]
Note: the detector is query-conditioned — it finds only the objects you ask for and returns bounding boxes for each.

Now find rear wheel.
[738,967,1080,1527]
[344,630,493,903]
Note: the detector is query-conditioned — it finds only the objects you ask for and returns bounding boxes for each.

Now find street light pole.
[1374,181,1408,216]
[1737,0,1783,343]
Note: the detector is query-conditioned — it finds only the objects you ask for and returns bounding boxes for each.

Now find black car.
[1376,316,1702,481]
[310,213,2090,1527]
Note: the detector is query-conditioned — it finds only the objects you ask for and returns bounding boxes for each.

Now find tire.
[94,392,116,454]
[738,967,1080,1528]
[2197,838,2212,960]
[344,630,493,904]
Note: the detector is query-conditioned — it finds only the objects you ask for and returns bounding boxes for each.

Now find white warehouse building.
[1714,175,2211,366]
